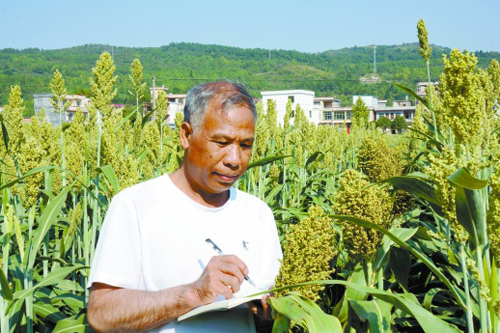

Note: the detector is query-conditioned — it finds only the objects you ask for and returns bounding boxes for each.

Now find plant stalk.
[460,244,474,333]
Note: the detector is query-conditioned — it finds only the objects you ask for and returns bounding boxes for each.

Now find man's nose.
[223,144,241,169]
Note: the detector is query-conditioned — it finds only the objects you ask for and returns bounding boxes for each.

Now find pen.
[205,238,256,287]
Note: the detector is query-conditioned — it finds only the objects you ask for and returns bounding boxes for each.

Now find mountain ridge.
[1,42,498,116]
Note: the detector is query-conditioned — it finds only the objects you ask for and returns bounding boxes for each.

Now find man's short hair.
[184,80,257,131]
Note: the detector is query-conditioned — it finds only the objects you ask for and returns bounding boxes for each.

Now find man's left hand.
[247,294,273,321]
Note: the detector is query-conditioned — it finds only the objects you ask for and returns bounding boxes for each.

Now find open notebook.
[178,280,273,322]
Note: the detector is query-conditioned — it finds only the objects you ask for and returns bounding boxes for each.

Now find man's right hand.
[189,255,249,305]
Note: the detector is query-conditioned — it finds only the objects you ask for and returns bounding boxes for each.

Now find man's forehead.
[204,104,255,122]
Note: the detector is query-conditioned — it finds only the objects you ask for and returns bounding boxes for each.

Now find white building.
[261,90,320,125]
[144,88,187,128]
[34,94,91,126]
[318,95,416,132]
[166,94,186,127]
[65,95,91,121]
[416,82,439,101]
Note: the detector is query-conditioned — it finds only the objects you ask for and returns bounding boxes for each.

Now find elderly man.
[87,81,282,332]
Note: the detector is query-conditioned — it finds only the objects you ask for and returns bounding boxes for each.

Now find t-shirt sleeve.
[258,205,283,281]
[87,191,142,290]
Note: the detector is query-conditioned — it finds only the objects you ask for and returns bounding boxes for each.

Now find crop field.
[1,23,499,333]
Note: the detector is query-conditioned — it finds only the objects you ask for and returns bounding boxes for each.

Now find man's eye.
[241,143,253,148]
[216,141,229,146]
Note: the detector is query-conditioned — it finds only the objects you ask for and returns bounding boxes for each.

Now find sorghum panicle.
[274,206,337,301]
[333,169,393,259]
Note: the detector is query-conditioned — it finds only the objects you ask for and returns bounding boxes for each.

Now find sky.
[0,0,499,53]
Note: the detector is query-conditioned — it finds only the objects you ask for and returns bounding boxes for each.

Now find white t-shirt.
[88,174,283,332]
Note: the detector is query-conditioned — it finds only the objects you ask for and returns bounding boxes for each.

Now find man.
[87,81,283,332]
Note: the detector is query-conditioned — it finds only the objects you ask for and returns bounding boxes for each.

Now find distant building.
[374,98,415,123]
[34,94,91,126]
[318,95,416,131]
[166,94,186,113]
[315,96,340,123]
[261,90,320,125]
[66,95,91,121]
[34,94,59,126]
[416,81,439,101]
[144,86,186,128]
[150,85,169,102]
[318,96,375,131]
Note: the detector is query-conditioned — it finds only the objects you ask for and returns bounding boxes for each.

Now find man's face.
[183,105,255,195]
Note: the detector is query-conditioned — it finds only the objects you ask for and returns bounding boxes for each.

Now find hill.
[0,42,498,116]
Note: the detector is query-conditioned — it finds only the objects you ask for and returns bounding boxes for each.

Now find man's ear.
[180,122,192,150]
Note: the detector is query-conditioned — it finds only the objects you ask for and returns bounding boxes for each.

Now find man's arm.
[87,255,248,332]
[87,282,196,332]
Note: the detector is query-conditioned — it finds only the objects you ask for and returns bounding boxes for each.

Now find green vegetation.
[391,115,408,132]
[375,116,392,131]
[351,97,370,129]
[1,42,498,117]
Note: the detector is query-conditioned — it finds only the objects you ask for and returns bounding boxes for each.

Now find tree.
[375,117,392,132]
[391,115,408,133]
[351,97,370,129]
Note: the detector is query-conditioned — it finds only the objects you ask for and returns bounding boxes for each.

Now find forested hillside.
[1,42,498,116]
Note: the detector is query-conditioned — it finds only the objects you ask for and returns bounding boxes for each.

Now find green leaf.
[98,165,120,194]
[27,183,73,269]
[6,296,24,332]
[407,127,444,149]
[1,116,9,151]
[490,260,498,333]
[423,288,442,310]
[287,293,342,332]
[389,247,411,290]
[114,108,137,133]
[55,280,85,293]
[142,109,156,127]
[51,293,84,313]
[137,148,148,164]
[330,215,467,311]
[268,295,308,323]
[393,83,432,110]
[333,261,368,322]
[269,292,342,333]
[265,184,284,205]
[0,165,58,191]
[373,227,419,271]
[53,314,91,333]
[0,267,13,300]
[268,280,461,333]
[454,186,483,248]
[248,155,291,169]
[350,299,393,333]
[33,302,66,323]
[421,114,446,142]
[383,174,442,214]
[305,151,324,167]
[448,168,488,190]
[10,264,86,310]
[272,314,291,333]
